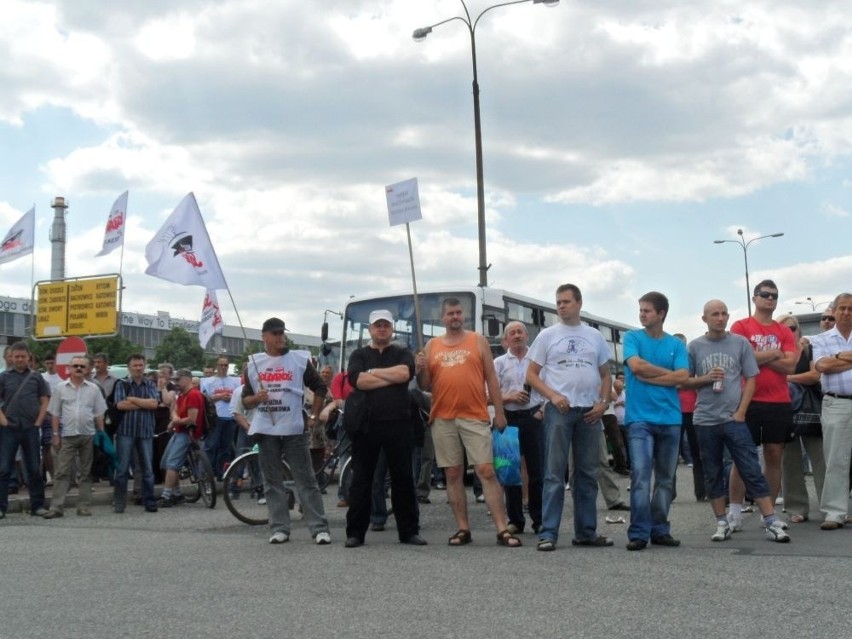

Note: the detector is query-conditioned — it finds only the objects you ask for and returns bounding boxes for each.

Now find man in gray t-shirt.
[684,300,790,544]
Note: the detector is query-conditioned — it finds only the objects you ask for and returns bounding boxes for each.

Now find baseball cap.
[369,309,394,325]
[262,317,287,332]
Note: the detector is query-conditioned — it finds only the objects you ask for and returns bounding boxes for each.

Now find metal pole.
[471,28,488,288]
[741,239,751,316]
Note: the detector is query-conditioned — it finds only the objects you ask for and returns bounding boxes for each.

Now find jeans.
[256,433,329,537]
[114,435,156,508]
[505,408,544,531]
[370,450,389,525]
[540,405,601,543]
[0,427,45,513]
[695,421,770,501]
[627,422,680,542]
[682,413,706,500]
[204,417,237,479]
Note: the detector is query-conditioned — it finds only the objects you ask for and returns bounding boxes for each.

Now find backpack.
[201,392,218,435]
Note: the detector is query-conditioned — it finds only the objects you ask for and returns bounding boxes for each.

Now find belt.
[824,392,852,400]
[505,405,542,416]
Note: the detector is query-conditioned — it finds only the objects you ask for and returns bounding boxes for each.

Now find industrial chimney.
[49,196,68,280]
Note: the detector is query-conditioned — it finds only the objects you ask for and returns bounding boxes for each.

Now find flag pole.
[29,204,36,338]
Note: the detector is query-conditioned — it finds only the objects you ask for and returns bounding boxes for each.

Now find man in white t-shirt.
[526,284,614,551]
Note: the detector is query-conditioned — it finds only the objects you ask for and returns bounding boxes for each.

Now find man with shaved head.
[684,300,790,543]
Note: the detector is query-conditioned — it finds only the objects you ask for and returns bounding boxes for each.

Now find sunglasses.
[787,324,798,332]
[756,291,779,300]
[70,364,88,370]
[822,316,835,322]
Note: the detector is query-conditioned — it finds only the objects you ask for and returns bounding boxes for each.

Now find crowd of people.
[2,281,851,553]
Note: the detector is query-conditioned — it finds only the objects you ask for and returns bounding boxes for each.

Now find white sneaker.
[711,521,732,542]
[257,495,267,505]
[727,514,743,532]
[269,532,289,544]
[315,531,331,545]
[765,520,790,543]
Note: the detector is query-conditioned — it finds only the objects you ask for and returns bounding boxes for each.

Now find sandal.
[537,539,556,552]
[448,529,472,546]
[496,529,523,548]
[789,514,808,523]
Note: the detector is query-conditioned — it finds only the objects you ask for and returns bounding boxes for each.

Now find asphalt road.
[2,470,849,639]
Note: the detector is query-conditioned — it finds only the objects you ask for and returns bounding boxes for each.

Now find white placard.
[385,178,422,227]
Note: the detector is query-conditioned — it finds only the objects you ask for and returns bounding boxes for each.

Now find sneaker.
[76,508,92,517]
[31,507,49,517]
[257,495,267,506]
[650,534,681,547]
[269,532,289,544]
[765,520,791,543]
[727,514,743,532]
[42,509,64,519]
[711,522,731,542]
[171,494,186,506]
[156,497,173,508]
[315,532,332,545]
[475,494,485,503]
[626,539,647,551]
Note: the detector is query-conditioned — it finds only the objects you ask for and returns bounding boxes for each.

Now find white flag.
[145,192,227,289]
[198,289,224,348]
[0,207,35,266]
[96,191,128,257]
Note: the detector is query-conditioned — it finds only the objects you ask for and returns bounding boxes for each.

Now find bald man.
[683,300,790,543]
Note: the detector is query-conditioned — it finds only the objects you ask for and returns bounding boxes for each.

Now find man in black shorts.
[729,280,797,530]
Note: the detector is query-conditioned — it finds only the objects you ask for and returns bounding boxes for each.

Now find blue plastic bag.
[492,425,521,486]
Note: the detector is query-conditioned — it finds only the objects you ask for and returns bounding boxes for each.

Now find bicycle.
[157,431,217,509]
[315,431,352,492]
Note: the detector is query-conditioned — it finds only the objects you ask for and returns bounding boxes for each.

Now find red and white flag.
[95,191,128,257]
[0,207,35,266]
[198,288,224,348]
[145,192,227,289]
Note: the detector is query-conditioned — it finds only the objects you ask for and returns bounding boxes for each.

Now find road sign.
[33,274,121,339]
[56,336,88,380]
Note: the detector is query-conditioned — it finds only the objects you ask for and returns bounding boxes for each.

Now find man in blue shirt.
[623,292,689,551]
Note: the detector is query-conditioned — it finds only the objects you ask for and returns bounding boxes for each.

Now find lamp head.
[533,0,561,5]
[412,27,432,41]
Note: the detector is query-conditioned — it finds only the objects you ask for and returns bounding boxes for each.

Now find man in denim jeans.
[685,300,790,543]
[527,284,613,551]
[623,292,689,551]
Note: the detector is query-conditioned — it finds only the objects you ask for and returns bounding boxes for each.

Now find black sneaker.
[156,497,173,508]
[626,539,647,551]
[171,494,186,505]
[650,534,681,547]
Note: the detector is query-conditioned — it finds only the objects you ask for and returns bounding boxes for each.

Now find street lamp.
[795,297,831,311]
[713,228,784,316]
[413,0,560,288]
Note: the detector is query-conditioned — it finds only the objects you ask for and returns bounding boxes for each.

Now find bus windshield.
[341,292,476,367]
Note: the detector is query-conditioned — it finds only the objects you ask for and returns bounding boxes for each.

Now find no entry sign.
[56,336,87,379]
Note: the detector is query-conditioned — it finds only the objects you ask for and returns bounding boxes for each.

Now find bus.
[337,287,635,372]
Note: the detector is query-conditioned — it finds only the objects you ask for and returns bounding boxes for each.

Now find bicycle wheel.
[223,451,296,525]
[192,447,217,509]
[223,451,268,525]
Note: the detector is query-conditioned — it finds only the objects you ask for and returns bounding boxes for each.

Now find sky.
[1,0,850,343]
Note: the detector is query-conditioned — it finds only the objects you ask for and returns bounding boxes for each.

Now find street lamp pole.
[413,0,559,288]
[713,228,784,316]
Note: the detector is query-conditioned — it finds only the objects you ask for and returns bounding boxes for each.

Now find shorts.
[431,418,493,468]
[161,432,190,471]
[745,401,794,445]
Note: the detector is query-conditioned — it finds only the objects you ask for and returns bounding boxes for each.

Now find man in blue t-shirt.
[623,292,689,551]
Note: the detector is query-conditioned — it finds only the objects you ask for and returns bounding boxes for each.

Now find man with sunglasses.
[729,279,797,531]
[42,356,106,518]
